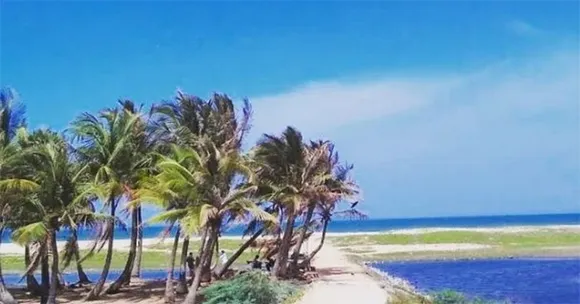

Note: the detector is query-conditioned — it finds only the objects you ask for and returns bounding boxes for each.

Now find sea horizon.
[2,212,579,243]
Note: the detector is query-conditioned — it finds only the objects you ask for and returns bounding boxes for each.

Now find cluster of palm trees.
[0,87,363,304]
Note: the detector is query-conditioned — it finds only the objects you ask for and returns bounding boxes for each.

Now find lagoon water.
[370,258,580,304]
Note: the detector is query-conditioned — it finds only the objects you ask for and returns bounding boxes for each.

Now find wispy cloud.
[506,20,544,36]
[249,49,579,217]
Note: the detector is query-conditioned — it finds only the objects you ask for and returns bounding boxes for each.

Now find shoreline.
[1,224,578,255]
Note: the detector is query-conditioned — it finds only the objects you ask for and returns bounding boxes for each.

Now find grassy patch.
[331,230,580,248]
[0,248,258,273]
[364,246,580,262]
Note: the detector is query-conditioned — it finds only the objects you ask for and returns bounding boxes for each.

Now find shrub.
[202,271,299,304]
[431,290,507,304]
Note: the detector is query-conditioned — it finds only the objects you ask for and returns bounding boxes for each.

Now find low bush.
[432,290,507,304]
[202,271,299,304]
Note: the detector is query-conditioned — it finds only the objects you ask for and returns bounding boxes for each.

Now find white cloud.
[506,20,544,36]
[248,49,579,216]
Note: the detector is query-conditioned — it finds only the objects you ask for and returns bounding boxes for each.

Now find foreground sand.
[298,238,388,304]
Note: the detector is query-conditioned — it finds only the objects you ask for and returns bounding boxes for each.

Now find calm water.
[2,213,578,242]
[370,258,580,304]
[2,269,170,287]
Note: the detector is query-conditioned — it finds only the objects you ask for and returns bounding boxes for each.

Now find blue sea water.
[2,213,578,242]
[369,258,580,304]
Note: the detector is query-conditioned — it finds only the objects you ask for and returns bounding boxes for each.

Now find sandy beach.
[1,224,577,255]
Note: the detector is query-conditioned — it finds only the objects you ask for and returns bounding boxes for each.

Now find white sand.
[348,243,491,255]
[298,238,388,304]
[2,224,576,255]
[324,224,580,237]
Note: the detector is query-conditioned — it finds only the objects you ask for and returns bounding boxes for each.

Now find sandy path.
[298,239,387,304]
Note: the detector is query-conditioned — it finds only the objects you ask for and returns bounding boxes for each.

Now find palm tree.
[12,130,99,304]
[252,126,330,278]
[70,106,141,300]
[132,144,205,303]
[300,163,363,268]
[0,87,31,304]
[105,100,155,294]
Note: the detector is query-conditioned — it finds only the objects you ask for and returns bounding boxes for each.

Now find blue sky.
[1,1,579,219]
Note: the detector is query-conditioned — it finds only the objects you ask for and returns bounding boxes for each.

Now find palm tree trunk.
[176,236,189,294]
[84,196,116,301]
[290,202,315,273]
[40,246,50,304]
[72,230,91,284]
[201,226,218,283]
[131,206,143,278]
[273,208,296,278]
[301,218,329,267]
[182,227,211,304]
[0,229,17,304]
[106,206,138,294]
[216,228,263,278]
[47,230,59,304]
[24,244,42,294]
[164,226,180,303]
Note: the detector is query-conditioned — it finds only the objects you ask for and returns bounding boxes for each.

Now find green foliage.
[201,271,298,304]
[431,290,506,304]
[331,230,580,248]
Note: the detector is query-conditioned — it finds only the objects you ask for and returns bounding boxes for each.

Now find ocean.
[2,213,579,242]
[369,258,580,304]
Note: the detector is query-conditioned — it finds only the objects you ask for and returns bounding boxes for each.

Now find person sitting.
[247,255,262,270]
[266,257,275,272]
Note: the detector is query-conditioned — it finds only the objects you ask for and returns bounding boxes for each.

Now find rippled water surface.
[370,258,580,304]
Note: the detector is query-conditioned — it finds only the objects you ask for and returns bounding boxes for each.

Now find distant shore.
[1,224,578,255]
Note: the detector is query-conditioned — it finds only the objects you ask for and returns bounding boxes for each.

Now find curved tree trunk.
[106,207,138,294]
[72,230,91,284]
[289,202,315,273]
[131,206,143,278]
[84,197,116,301]
[164,226,180,303]
[182,227,211,304]
[300,218,329,267]
[0,229,17,304]
[24,244,42,295]
[176,236,189,294]
[273,209,296,278]
[216,228,263,278]
[40,247,50,304]
[47,230,59,304]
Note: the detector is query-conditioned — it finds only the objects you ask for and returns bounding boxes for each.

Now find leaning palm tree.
[70,106,141,300]
[0,87,31,304]
[12,130,100,304]
[105,100,155,294]
[300,163,363,268]
[252,126,330,278]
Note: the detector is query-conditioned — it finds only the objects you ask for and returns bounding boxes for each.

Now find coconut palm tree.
[0,87,32,304]
[70,106,141,300]
[11,130,101,304]
[300,163,364,268]
[105,100,155,293]
[252,126,330,278]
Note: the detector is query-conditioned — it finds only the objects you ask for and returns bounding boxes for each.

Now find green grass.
[0,248,258,273]
[331,230,580,248]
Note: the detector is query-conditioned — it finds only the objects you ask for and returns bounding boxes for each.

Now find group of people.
[183,250,276,276]
[184,250,229,277]
[247,255,275,272]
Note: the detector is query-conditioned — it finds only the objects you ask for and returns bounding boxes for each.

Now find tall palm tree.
[12,130,99,304]
[252,126,330,278]
[0,87,30,304]
[71,106,141,300]
[105,100,155,293]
